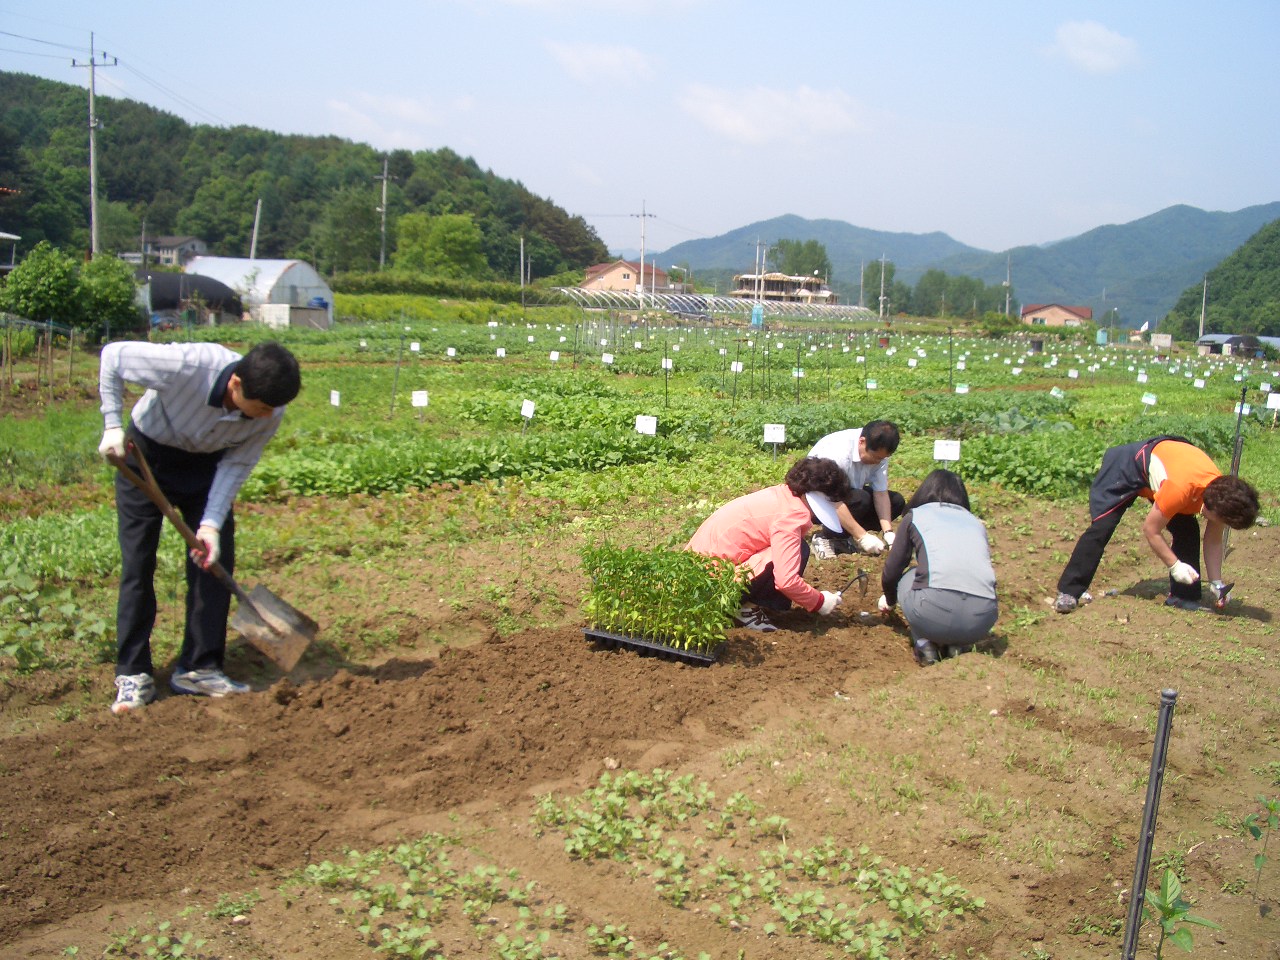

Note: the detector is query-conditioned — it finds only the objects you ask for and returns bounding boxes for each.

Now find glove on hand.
[877,594,892,614]
[817,590,841,616]
[882,530,896,547]
[98,427,126,460]
[1168,561,1199,585]
[192,524,221,569]
[857,532,885,555]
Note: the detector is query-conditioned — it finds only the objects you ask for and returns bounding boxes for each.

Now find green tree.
[79,254,142,336]
[394,212,488,278]
[771,238,831,280]
[0,241,80,326]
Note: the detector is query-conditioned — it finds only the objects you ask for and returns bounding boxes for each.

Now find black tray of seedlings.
[582,628,725,667]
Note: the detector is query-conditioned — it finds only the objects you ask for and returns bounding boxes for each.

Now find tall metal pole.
[1199,278,1208,339]
[72,33,116,258]
[376,155,390,270]
[249,198,262,259]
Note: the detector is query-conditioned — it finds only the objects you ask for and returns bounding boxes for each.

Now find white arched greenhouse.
[184,257,334,329]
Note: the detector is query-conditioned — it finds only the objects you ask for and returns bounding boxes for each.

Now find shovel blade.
[230,584,318,672]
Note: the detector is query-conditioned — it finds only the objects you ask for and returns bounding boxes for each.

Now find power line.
[0,28,83,51]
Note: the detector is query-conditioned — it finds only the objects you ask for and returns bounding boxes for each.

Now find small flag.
[1138,321,1150,333]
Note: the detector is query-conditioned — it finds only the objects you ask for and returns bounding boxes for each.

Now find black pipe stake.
[1120,688,1179,960]
[389,333,405,416]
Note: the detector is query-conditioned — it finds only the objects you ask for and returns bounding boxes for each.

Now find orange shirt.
[687,484,822,612]
[1144,441,1222,517]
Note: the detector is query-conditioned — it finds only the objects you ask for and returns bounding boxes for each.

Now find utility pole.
[249,197,262,259]
[630,201,655,307]
[1003,254,1012,317]
[72,33,117,258]
[878,254,888,318]
[375,155,391,270]
[1199,277,1208,339]
[858,260,865,309]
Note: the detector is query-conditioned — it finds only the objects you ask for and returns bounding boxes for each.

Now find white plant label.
[1137,373,1148,384]
[549,351,560,362]
[635,415,657,436]
[933,439,961,461]
[521,399,535,419]
[955,384,970,394]
[411,390,429,408]
[1235,403,1252,415]
[730,361,744,373]
[1141,393,1158,406]
[496,347,506,358]
[1050,387,1065,399]
[410,342,420,352]
[1194,379,1206,389]
[763,423,786,444]
[1068,369,1079,379]
[1267,393,1280,410]
[601,353,614,365]
[662,358,673,370]
[446,347,456,357]
[866,379,878,390]
[634,341,643,349]
[329,390,340,407]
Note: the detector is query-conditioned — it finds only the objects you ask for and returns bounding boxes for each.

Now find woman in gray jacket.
[878,470,998,665]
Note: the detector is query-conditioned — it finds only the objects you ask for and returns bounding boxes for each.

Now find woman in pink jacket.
[688,457,851,632]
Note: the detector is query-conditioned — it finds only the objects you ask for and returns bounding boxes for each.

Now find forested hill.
[0,71,607,278]
[1163,218,1280,338]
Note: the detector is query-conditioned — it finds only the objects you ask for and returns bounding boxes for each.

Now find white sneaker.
[112,673,156,715]
[734,604,778,632]
[170,669,250,698]
[811,535,837,560]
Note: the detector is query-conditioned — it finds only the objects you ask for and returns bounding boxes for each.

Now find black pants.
[819,486,906,540]
[1057,499,1202,603]
[747,540,811,611]
[115,433,233,677]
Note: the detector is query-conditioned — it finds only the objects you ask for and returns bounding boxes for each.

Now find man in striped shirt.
[98,340,301,715]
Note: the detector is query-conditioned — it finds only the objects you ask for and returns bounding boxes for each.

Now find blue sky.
[4,1,1278,262]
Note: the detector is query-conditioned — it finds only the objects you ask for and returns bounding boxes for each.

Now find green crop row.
[242,429,695,498]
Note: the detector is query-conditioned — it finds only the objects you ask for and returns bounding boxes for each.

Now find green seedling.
[1244,795,1280,901]
[1142,869,1219,958]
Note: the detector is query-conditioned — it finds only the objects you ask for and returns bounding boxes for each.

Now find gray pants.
[897,568,997,649]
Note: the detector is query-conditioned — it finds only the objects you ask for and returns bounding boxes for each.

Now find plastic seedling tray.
[583,627,724,667]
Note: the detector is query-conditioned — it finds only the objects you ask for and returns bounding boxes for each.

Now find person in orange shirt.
[688,457,851,632]
[1055,437,1259,613]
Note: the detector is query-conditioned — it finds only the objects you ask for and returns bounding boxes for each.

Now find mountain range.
[648,204,1280,327]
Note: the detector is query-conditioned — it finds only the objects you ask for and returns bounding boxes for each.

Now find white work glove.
[192,524,221,569]
[882,530,896,547]
[857,532,885,555]
[98,427,126,460]
[1168,561,1199,585]
[877,594,892,614]
[817,591,841,616]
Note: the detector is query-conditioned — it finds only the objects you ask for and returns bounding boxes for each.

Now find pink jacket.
[687,484,821,612]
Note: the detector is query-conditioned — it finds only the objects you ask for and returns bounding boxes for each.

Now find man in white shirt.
[98,340,301,715]
[807,420,905,559]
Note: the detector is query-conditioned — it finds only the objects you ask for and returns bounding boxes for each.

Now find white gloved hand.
[877,594,892,614]
[1168,561,1199,585]
[857,532,885,555]
[98,426,126,460]
[817,590,841,615]
[882,530,896,547]
[192,524,221,569]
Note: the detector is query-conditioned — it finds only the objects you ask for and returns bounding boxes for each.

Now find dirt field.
[3,479,1279,960]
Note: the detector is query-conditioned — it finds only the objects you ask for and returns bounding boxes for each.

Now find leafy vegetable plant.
[1142,869,1219,958]
[581,544,748,652]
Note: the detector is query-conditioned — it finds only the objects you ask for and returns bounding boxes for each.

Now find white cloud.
[545,41,651,84]
[325,93,444,148]
[1050,20,1138,74]
[679,84,859,146]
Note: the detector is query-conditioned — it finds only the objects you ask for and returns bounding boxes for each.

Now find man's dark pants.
[1057,500,1202,603]
[115,434,234,677]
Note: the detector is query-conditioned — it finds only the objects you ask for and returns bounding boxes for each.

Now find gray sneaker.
[734,604,778,632]
[170,669,250,698]
[1053,592,1078,614]
[112,673,156,715]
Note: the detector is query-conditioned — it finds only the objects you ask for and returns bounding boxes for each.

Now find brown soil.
[3,499,1280,959]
